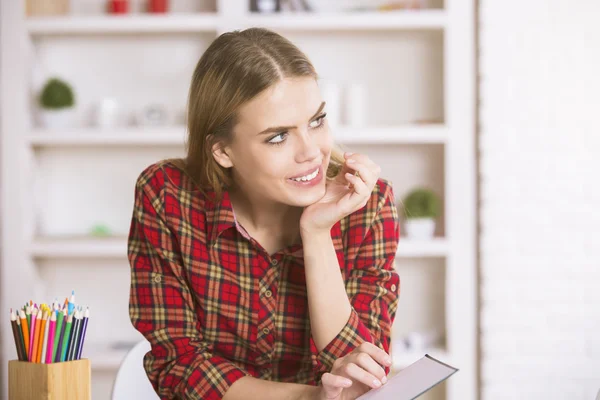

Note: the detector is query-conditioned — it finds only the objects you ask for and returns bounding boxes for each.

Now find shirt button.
[264,290,272,298]
[262,328,270,335]
[391,284,397,292]
[153,275,162,283]
[270,259,278,266]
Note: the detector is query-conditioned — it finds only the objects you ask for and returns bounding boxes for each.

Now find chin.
[284,183,326,207]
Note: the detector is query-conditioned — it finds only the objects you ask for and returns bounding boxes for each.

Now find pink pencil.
[28,307,38,361]
[45,311,57,363]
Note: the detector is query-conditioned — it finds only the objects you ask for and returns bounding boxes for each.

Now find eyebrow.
[257,101,326,136]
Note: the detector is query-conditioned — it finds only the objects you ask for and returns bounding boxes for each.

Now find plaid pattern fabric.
[128,160,401,400]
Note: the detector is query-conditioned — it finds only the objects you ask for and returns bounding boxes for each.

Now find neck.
[228,185,303,237]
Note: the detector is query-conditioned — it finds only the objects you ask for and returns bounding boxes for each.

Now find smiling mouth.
[288,167,320,182]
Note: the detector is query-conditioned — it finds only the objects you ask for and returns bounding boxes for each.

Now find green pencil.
[52,308,65,362]
[60,313,73,362]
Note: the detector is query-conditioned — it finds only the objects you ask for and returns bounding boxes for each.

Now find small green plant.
[402,188,440,219]
[39,78,75,110]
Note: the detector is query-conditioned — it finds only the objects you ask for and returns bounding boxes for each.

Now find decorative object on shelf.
[318,80,342,130]
[107,0,129,14]
[147,0,169,13]
[402,187,440,239]
[92,98,121,128]
[345,82,367,127]
[378,0,429,11]
[38,77,76,129]
[136,103,169,126]
[348,0,429,12]
[89,224,112,237]
[256,0,279,13]
[279,0,312,12]
[25,0,69,16]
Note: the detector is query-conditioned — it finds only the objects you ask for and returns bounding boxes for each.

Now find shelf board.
[233,10,446,31]
[26,124,446,147]
[396,238,448,257]
[30,236,127,258]
[27,126,188,147]
[26,11,446,35]
[30,236,448,259]
[26,14,220,35]
[391,347,449,371]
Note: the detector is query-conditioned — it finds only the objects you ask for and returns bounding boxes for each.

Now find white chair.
[111,340,160,400]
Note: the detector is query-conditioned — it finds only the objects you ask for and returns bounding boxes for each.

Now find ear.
[211,140,234,169]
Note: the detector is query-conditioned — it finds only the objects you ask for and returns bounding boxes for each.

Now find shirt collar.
[207,189,238,246]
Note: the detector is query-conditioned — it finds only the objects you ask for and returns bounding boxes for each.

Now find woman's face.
[214,77,333,207]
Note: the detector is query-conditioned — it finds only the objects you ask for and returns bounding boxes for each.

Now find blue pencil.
[75,307,89,360]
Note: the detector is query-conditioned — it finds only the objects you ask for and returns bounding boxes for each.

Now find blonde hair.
[169,27,345,200]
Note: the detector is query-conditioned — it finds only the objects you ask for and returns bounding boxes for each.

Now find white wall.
[479,0,600,398]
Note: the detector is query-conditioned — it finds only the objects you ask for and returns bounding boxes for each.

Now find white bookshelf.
[26,11,446,35]
[1,1,476,399]
[29,236,449,259]
[26,124,447,147]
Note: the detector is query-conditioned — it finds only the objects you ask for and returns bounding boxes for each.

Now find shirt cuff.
[182,354,252,400]
[310,308,374,374]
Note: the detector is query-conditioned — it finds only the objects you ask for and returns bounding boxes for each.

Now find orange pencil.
[31,309,43,363]
[36,310,48,363]
[19,309,29,356]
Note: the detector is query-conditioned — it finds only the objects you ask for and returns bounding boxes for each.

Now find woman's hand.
[300,152,381,236]
[314,342,392,400]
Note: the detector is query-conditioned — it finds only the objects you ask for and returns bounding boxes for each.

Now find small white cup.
[93,98,120,128]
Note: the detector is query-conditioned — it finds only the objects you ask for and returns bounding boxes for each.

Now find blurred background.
[0,0,598,399]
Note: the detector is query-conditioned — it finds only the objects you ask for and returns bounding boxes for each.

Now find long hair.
[170,27,344,200]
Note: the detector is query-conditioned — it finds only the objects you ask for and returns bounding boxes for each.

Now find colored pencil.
[19,309,30,357]
[36,310,48,363]
[68,290,75,315]
[40,310,51,364]
[10,310,25,361]
[25,305,31,335]
[52,306,65,362]
[31,309,43,363]
[60,313,73,362]
[45,311,57,364]
[76,307,90,360]
[67,310,81,361]
[28,307,38,361]
[15,315,27,361]
[54,308,68,363]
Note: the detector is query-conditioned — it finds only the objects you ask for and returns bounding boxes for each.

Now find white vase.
[405,218,436,239]
[39,108,75,130]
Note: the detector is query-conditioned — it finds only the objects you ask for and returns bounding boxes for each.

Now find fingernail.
[346,159,355,163]
[373,379,381,387]
[345,173,353,178]
[343,379,353,387]
[381,376,387,384]
[345,152,354,156]
[385,357,392,365]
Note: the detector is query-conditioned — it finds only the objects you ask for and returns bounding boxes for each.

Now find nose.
[294,130,320,163]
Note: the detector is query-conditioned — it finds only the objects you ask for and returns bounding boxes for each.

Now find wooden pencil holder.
[8,359,91,400]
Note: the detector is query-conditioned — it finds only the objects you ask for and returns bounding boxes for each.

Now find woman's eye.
[268,132,287,145]
[309,113,327,129]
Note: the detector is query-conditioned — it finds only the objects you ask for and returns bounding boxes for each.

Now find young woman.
[127,27,401,400]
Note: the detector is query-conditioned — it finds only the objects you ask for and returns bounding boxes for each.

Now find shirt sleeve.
[311,180,401,376]
[128,167,251,400]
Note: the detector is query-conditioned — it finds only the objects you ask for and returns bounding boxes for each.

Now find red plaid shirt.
[128,161,401,400]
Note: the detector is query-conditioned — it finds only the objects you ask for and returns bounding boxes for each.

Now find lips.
[289,165,321,179]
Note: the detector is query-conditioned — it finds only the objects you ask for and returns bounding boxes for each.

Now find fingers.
[351,351,388,385]
[343,362,385,390]
[320,372,352,398]
[357,342,393,369]
[344,161,375,189]
[344,172,368,197]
